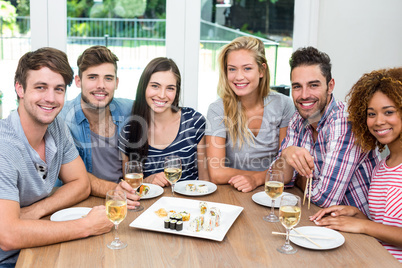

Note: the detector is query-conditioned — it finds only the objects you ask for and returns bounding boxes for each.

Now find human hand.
[150,172,170,187]
[228,175,257,192]
[309,205,361,221]
[83,205,114,236]
[282,146,314,178]
[116,180,141,210]
[313,215,368,233]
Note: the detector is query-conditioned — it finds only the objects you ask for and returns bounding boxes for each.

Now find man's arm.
[0,199,112,251]
[20,157,90,220]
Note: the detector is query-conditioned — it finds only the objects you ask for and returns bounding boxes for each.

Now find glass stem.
[114,223,120,241]
[285,228,290,246]
[270,200,275,215]
[171,184,175,196]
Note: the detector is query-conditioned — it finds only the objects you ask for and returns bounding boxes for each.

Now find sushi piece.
[176,221,183,231]
[186,183,196,192]
[164,218,170,229]
[180,211,191,221]
[203,215,215,232]
[196,184,208,193]
[137,185,150,197]
[188,217,202,232]
[170,219,177,230]
[210,207,221,227]
[199,201,208,214]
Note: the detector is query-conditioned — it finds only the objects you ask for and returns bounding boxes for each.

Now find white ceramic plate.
[130,196,243,241]
[252,191,295,208]
[138,183,164,199]
[174,180,217,196]
[50,207,92,222]
[289,226,345,250]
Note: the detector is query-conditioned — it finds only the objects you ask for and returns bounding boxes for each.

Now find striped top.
[368,158,402,262]
[118,107,206,181]
[276,95,380,216]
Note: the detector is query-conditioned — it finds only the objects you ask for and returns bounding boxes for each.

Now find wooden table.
[16,185,400,267]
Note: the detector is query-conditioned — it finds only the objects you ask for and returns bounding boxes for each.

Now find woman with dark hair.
[118,57,208,187]
[311,67,402,263]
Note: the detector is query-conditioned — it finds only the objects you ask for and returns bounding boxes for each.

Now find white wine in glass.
[125,160,144,211]
[106,190,127,250]
[164,155,182,197]
[277,194,301,254]
[263,171,284,222]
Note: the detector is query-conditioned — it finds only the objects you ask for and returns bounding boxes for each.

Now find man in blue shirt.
[59,46,139,209]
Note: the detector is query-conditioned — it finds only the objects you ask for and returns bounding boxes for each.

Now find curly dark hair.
[346,67,402,152]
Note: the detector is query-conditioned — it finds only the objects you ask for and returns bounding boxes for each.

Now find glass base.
[131,204,144,212]
[263,214,279,222]
[277,244,297,254]
[107,239,127,250]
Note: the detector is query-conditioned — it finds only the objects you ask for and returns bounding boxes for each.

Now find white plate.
[130,196,243,241]
[50,207,92,222]
[174,180,217,196]
[138,183,164,199]
[289,226,345,250]
[252,191,295,208]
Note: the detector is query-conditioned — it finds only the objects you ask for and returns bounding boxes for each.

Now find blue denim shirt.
[58,94,133,173]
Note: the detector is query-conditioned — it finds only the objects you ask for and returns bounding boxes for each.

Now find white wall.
[294,0,402,102]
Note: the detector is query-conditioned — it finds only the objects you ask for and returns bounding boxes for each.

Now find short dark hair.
[290,46,332,84]
[77,46,119,78]
[14,47,74,93]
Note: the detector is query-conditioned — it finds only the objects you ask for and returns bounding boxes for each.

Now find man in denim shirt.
[59,46,140,209]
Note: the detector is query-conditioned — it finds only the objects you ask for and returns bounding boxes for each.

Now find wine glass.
[277,194,301,254]
[124,160,144,211]
[164,155,182,197]
[263,171,284,222]
[106,189,128,250]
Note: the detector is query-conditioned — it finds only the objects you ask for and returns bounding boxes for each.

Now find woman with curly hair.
[205,36,294,192]
[310,67,402,262]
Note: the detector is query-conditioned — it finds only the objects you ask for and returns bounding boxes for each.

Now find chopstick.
[292,228,322,248]
[308,177,312,209]
[303,177,313,209]
[272,231,335,240]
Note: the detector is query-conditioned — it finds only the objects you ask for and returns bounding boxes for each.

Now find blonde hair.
[217,36,270,147]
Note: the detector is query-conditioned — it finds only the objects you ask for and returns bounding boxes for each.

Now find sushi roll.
[180,211,191,221]
[164,218,170,229]
[199,202,208,214]
[197,184,208,193]
[176,221,183,231]
[175,215,183,222]
[210,207,221,227]
[203,215,215,232]
[170,219,177,230]
[186,183,196,192]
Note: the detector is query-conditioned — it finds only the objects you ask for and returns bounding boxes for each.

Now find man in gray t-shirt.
[0,48,112,266]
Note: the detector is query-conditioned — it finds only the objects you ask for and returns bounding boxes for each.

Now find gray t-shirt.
[91,130,122,183]
[0,110,79,265]
[205,91,294,171]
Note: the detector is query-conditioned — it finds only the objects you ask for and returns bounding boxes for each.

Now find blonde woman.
[205,36,294,192]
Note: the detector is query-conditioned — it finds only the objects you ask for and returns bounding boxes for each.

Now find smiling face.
[226,49,264,99]
[291,65,334,125]
[367,91,402,149]
[16,67,66,126]
[77,63,118,110]
[145,71,177,114]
